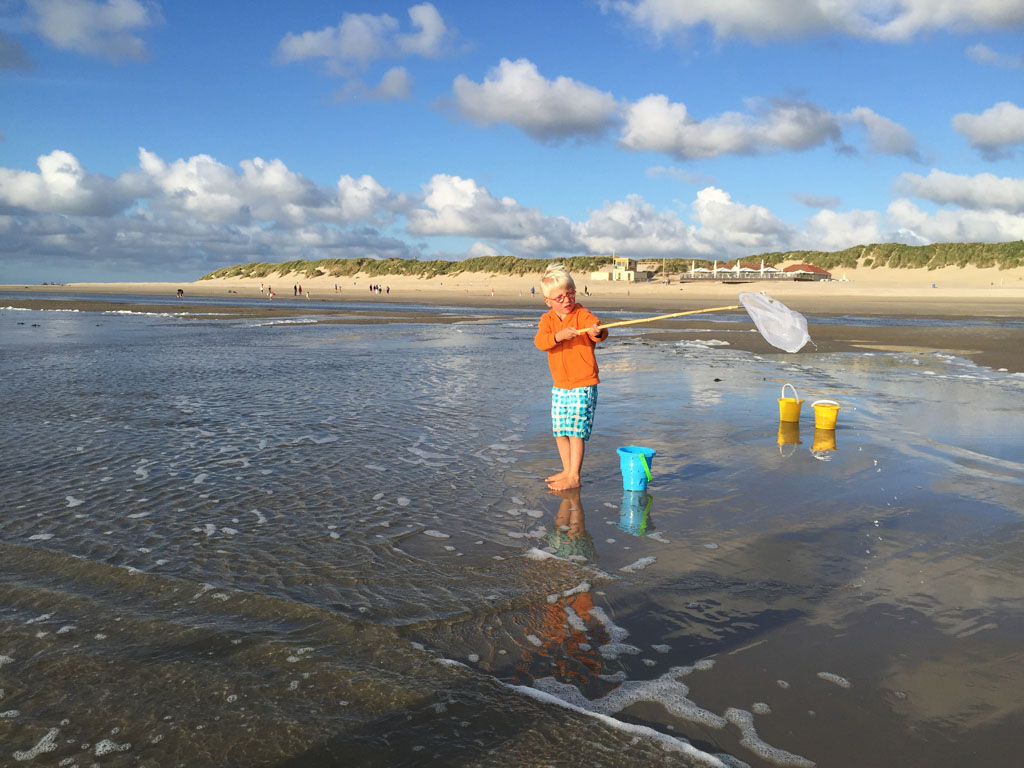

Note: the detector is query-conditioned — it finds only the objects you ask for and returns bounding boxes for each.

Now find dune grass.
[199,242,1024,280]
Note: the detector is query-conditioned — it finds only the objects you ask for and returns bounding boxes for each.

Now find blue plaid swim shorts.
[551,385,598,440]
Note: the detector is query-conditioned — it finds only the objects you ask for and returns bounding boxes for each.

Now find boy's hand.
[555,327,580,342]
[586,323,603,340]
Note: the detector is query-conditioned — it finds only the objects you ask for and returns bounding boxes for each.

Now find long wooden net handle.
[596,304,740,330]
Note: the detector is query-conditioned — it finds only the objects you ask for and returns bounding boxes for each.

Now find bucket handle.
[781,382,799,401]
[639,453,652,482]
[811,399,840,407]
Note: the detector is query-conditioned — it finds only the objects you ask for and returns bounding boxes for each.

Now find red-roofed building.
[782,264,832,281]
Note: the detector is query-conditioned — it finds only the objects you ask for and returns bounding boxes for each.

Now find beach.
[2,274,1024,766]
[8,262,1024,313]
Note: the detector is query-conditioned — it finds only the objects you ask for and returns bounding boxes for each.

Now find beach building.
[714,263,736,278]
[724,262,759,278]
[590,255,653,282]
[783,263,832,281]
[722,261,787,280]
[687,265,715,279]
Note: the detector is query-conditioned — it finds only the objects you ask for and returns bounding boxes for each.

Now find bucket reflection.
[810,428,838,461]
[777,420,801,457]
[618,490,655,536]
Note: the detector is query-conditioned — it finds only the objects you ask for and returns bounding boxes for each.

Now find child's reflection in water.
[513,487,609,691]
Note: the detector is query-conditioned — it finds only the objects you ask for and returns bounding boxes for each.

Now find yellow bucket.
[812,399,840,430]
[778,383,802,423]
[811,428,837,452]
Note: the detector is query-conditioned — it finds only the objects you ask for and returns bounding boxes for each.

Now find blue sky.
[1,0,1023,283]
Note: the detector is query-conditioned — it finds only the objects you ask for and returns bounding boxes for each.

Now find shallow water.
[2,305,1023,767]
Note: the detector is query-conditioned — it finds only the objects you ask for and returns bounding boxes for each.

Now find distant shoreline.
[4,271,1024,373]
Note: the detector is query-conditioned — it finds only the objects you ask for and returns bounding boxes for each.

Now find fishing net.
[595,293,812,354]
[738,292,812,353]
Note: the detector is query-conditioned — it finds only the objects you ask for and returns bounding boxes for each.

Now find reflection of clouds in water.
[883,647,1024,729]
[684,378,726,407]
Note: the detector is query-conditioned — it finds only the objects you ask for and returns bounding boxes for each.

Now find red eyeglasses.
[546,291,576,303]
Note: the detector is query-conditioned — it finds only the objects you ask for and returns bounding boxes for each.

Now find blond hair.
[540,263,575,297]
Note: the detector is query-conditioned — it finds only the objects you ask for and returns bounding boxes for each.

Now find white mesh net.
[738,292,812,353]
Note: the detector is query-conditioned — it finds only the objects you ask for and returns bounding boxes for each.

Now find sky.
[1,0,1023,283]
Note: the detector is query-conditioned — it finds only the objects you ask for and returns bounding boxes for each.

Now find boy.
[534,264,608,490]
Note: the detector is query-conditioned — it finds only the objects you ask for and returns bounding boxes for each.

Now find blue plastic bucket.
[616,445,656,491]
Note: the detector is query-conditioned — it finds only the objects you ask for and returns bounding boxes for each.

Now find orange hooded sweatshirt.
[534,305,608,389]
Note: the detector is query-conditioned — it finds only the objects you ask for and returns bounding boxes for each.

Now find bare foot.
[545,470,568,483]
[547,475,580,491]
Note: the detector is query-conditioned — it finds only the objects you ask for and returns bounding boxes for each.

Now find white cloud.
[0,146,402,233]
[888,198,1024,243]
[372,66,413,99]
[605,0,1024,43]
[966,43,1024,68]
[896,169,1024,214]
[844,106,920,159]
[336,174,399,222]
[802,208,882,250]
[398,3,449,57]
[0,149,140,215]
[620,95,840,159]
[4,146,1020,281]
[406,174,577,251]
[276,13,397,70]
[451,58,619,142]
[140,150,258,223]
[691,186,796,250]
[276,3,451,72]
[29,0,161,60]
[0,149,417,280]
[466,241,502,258]
[333,67,413,102]
[406,178,806,260]
[576,194,702,255]
[952,101,1024,159]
